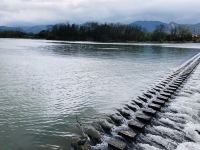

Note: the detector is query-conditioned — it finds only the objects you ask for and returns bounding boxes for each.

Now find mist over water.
[0,39,200,150]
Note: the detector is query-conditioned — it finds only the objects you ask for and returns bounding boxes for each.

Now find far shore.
[1,37,200,44]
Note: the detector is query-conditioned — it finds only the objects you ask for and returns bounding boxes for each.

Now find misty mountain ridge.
[0,25,52,34]
[130,21,200,35]
[0,21,200,35]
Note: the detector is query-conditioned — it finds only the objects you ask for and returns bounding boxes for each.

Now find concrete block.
[148,90,156,95]
[169,85,178,89]
[160,92,171,98]
[142,108,157,116]
[153,88,161,92]
[143,93,152,98]
[172,83,181,86]
[128,120,145,131]
[157,95,169,101]
[164,89,174,94]
[136,114,152,123]
[138,96,148,102]
[156,85,164,89]
[118,130,137,140]
[132,100,143,108]
[99,120,113,133]
[110,114,123,125]
[159,83,166,87]
[148,103,161,111]
[126,104,137,112]
[167,87,177,91]
[85,128,101,144]
[117,109,131,119]
[152,99,165,105]
[108,138,127,150]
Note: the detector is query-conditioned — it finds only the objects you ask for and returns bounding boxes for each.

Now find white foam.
[153,126,182,140]
[159,117,183,130]
[97,48,119,50]
[146,134,177,149]
[139,143,161,150]
[176,142,200,150]
[183,122,200,142]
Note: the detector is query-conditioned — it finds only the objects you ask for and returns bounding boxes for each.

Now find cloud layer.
[0,0,200,26]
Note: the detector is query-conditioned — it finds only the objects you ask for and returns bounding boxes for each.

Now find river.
[0,38,200,150]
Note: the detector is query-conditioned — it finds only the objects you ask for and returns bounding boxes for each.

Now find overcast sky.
[0,0,200,26]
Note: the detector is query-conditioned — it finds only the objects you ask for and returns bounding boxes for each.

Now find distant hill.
[1,21,200,35]
[20,25,52,34]
[0,25,52,34]
[130,21,200,35]
[0,26,20,32]
[130,21,167,32]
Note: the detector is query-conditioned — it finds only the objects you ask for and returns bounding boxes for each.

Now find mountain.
[0,26,21,32]
[20,25,52,34]
[130,21,200,35]
[0,25,51,34]
[130,21,167,32]
[1,22,200,35]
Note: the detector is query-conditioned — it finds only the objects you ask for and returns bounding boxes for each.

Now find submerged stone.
[124,107,129,111]
[157,95,169,101]
[153,88,161,92]
[132,100,143,108]
[143,93,152,98]
[118,130,137,140]
[155,85,164,89]
[128,120,145,132]
[99,120,113,133]
[162,81,168,84]
[148,90,156,95]
[172,83,181,86]
[85,128,101,144]
[126,104,137,112]
[159,83,166,87]
[148,103,161,111]
[108,138,127,150]
[110,114,123,125]
[143,108,157,116]
[167,87,177,91]
[152,99,165,105]
[160,92,171,98]
[169,85,179,89]
[138,96,148,102]
[71,137,90,150]
[136,114,152,123]
[164,89,174,94]
[117,109,131,119]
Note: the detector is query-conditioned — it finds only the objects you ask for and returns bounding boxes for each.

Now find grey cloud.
[0,0,200,26]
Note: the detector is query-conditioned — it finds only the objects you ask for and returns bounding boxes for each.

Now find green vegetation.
[0,31,27,38]
[1,22,198,42]
[37,23,147,42]
[37,23,195,42]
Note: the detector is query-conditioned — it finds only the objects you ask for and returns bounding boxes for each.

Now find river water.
[0,39,199,150]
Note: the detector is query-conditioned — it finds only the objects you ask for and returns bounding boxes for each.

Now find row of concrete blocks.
[107,73,188,150]
[106,57,200,150]
[72,56,200,150]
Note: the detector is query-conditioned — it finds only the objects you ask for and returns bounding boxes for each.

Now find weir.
[71,53,200,150]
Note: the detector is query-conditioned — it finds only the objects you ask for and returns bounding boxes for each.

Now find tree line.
[1,22,199,42]
[0,31,27,38]
[37,23,195,42]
